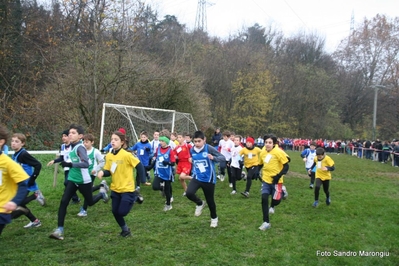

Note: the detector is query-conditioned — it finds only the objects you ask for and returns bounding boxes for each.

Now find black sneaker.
[70,199,81,205]
[120,229,131,237]
[136,194,144,204]
[241,191,249,198]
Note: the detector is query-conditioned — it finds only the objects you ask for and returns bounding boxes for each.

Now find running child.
[11,133,44,228]
[258,134,290,231]
[230,135,243,195]
[175,133,192,196]
[151,136,176,211]
[186,131,225,228]
[301,141,317,188]
[239,137,261,198]
[47,129,80,204]
[308,147,335,207]
[76,133,109,217]
[49,124,108,240]
[0,125,29,237]
[129,131,152,186]
[97,130,145,237]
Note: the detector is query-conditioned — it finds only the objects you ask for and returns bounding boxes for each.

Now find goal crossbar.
[99,103,197,149]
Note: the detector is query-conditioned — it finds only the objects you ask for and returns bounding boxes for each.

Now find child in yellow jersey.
[258,134,290,231]
[97,131,145,237]
[238,137,261,198]
[308,148,335,207]
[0,125,29,237]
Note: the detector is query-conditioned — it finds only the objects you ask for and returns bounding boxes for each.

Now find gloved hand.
[239,160,244,169]
[61,161,73,168]
[100,149,105,153]
[162,161,170,166]
[272,174,281,184]
[145,147,150,152]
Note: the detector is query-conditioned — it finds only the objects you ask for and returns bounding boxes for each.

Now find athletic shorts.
[177,162,192,175]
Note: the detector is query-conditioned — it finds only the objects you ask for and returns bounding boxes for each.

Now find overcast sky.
[149,0,399,52]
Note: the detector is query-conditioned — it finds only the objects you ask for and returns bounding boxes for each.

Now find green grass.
[2,152,399,265]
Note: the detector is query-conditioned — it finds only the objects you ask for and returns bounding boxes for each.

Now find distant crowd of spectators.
[277,138,399,167]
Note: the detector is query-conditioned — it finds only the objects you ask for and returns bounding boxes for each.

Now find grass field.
[2,151,398,266]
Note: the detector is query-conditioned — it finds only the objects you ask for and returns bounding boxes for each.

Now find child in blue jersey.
[186,131,225,228]
[150,136,176,212]
[49,124,107,240]
[47,129,80,204]
[10,133,43,228]
[129,131,152,186]
[300,142,317,188]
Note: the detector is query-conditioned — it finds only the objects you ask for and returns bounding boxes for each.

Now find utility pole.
[371,85,386,140]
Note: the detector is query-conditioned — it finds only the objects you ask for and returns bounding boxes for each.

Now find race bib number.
[198,163,206,173]
[140,149,144,155]
[248,153,253,159]
[264,154,272,163]
[111,162,118,173]
[317,162,322,168]
[0,170,2,185]
[176,147,182,153]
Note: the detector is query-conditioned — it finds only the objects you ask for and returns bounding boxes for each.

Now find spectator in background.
[375,139,383,162]
[382,141,392,163]
[256,136,264,148]
[392,139,399,167]
[364,139,372,160]
[211,128,222,148]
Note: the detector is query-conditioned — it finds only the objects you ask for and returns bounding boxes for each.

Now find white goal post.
[99,103,198,149]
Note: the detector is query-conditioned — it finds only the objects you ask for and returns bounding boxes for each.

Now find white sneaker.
[231,190,237,195]
[229,183,233,188]
[163,204,173,212]
[99,187,109,203]
[220,175,225,182]
[170,196,174,203]
[35,190,46,206]
[210,217,218,228]
[77,208,87,217]
[101,180,109,192]
[24,220,41,228]
[259,222,271,230]
[269,207,275,214]
[282,185,288,199]
[195,201,206,216]
[182,192,186,197]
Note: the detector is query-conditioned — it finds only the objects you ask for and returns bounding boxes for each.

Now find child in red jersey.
[175,133,192,196]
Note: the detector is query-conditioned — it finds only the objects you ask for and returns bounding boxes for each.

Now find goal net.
[99,103,197,149]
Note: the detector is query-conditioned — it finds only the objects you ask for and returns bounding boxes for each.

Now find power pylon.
[195,0,208,31]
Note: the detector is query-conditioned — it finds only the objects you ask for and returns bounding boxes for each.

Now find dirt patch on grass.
[377,172,399,179]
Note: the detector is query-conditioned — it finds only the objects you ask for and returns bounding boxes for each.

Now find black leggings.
[314,179,330,201]
[0,224,5,236]
[11,192,37,222]
[64,170,80,202]
[245,166,258,193]
[57,181,102,227]
[186,178,217,219]
[219,161,232,183]
[261,193,281,223]
[230,167,242,191]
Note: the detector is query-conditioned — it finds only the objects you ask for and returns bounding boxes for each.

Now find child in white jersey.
[230,135,243,194]
[300,142,317,188]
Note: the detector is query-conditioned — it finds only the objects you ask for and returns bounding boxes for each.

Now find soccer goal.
[99,103,197,149]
